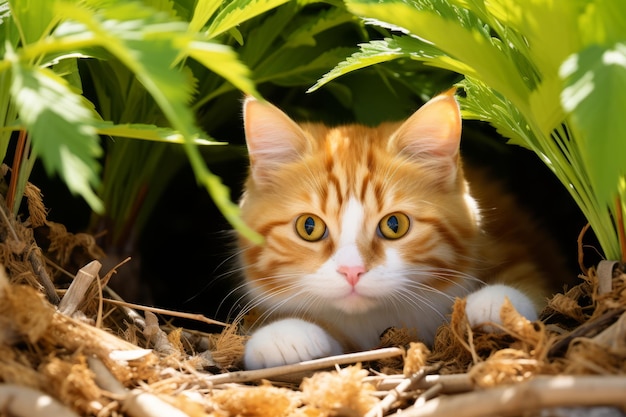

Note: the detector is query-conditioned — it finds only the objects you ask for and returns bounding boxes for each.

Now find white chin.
[332,293,377,314]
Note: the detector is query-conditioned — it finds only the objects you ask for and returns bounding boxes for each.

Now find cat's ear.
[390,88,462,181]
[243,96,308,183]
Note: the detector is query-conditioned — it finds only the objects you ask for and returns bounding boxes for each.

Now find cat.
[235,89,565,370]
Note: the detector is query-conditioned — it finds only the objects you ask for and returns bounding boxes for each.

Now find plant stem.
[6,129,27,212]
[616,197,626,262]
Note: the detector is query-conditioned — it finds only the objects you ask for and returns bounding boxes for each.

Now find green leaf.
[94,121,224,145]
[345,0,529,105]
[0,2,20,56]
[8,0,57,44]
[310,35,465,92]
[189,0,222,33]
[205,0,291,39]
[254,46,357,86]
[285,6,355,48]
[186,40,258,97]
[236,1,301,68]
[561,43,626,210]
[9,62,103,212]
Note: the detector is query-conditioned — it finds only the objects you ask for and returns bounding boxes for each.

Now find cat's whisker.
[233,277,316,327]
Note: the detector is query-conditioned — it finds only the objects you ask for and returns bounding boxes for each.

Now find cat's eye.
[378,212,410,240]
[295,214,327,241]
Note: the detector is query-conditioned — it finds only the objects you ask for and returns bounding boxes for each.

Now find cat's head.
[237,90,481,317]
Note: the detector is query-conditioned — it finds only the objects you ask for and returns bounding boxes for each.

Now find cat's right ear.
[243,96,308,183]
[389,88,462,184]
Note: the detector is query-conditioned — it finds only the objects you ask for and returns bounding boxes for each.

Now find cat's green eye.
[378,212,410,240]
[295,214,327,242]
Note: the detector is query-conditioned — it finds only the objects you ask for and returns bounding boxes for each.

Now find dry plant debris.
[1,191,626,416]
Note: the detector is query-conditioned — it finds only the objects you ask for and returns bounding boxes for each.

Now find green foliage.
[1,0,297,244]
[313,0,626,261]
[0,0,457,252]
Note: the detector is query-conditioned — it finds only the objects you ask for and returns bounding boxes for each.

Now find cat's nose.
[337,265,367,286]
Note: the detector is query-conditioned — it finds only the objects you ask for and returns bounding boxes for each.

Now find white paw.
[465,284,537,331]
[243,318,343,370]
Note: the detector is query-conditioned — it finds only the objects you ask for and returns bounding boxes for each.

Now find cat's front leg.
[243,318,343,370]
[465,284,538,330]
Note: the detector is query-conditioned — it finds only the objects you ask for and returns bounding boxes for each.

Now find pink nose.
[338,265,367,286]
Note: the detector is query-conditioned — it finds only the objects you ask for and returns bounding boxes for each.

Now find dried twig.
[203,347,404,385]
[27,245,60,304]
[0,384,79,417]
[548,308,624,357]
[365,363,443,417]
[102,297,228,327]
[0,193,59,304]
[88,357,189,417]
[401,375,626,417]
[58,260,102,316]
[366,373,473,394]
[413,383,443,407]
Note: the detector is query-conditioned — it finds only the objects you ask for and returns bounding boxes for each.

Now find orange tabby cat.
[237,89,565,370]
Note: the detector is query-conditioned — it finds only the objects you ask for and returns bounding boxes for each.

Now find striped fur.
[236,90,565,369]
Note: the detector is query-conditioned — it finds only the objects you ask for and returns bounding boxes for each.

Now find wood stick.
[88,357,189,417]
[365,373,473,394]
[58,260,102,316]
[27,246,60,304]
[365,363,442,417]
[401,375,626,417]
[102,297,228,327]
[0,384,79,417]
[203,347,404,385]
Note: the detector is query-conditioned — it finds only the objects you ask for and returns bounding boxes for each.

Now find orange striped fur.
[236,90,565,369]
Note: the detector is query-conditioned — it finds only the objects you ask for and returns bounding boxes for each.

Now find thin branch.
[400,375,626,417]
[203,347,405,385]
[548,308,624,357]
[365,373,473,394]
[58,260,102,316]
[88,357,189,417]
[27,245,60,305]
[102,297,228,327]
[365,363,443,417]
[0,384,80,417]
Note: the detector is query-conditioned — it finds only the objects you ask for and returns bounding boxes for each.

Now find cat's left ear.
[390,88,462,181]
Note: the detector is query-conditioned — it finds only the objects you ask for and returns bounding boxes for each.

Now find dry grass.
[1,192,626,416]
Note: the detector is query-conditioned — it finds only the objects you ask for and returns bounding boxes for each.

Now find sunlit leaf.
[186,40,258,97]
[94,121,223,145]
[8,0,57,45]
[205,0,290,39]
[311,35,467,92]
[189,0,222,33]
[561,43,626,209]
[9,61,103,211]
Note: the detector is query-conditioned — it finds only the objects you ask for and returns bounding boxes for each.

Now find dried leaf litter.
[1,189,626,416]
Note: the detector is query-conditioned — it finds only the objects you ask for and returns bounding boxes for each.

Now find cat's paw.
[243,318,343,370]
[465,284,537,331]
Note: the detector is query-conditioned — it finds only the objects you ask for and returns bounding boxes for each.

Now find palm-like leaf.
[313,0,626,261]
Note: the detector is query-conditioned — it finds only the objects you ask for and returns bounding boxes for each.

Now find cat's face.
[238,91,481,317]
